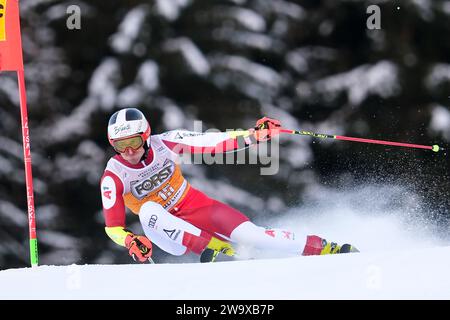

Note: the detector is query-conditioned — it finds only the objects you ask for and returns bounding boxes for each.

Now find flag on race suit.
[0,0,24,71]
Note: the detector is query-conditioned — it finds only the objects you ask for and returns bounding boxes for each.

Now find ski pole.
[278,129,444,152]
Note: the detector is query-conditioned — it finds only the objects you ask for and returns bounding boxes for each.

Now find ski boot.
[200,237,235,263]
[302,235,359,256]
[339,243,359,253]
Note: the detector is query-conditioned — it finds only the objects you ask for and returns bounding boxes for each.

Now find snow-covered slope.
[1,183,448,300]
[1,245,450,300]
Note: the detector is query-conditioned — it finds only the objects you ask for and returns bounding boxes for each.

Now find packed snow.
[1,246,449,299]
[1,184,448,299]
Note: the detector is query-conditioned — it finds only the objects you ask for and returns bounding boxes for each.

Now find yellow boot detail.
[207,237,235,256]
[320,241,341,255]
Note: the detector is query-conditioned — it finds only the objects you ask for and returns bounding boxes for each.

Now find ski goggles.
[113,135,144,153]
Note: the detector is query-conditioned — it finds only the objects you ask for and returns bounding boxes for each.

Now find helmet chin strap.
[140,139,150,162]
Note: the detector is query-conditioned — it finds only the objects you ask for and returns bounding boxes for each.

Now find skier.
[100,108,357,263]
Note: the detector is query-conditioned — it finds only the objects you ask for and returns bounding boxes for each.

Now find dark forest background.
[0,0,449,269]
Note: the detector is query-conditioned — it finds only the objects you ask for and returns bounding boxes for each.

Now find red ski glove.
[253,117,282,142]
[125,234,153,262]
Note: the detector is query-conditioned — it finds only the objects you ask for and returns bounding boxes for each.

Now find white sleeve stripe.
[104,168,125,196]
[158,130,232,147]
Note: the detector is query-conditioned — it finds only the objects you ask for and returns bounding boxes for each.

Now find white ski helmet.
[107,108,151,147]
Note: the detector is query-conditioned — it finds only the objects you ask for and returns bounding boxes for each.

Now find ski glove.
[253,117,281,142]
[125,234,153,262]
